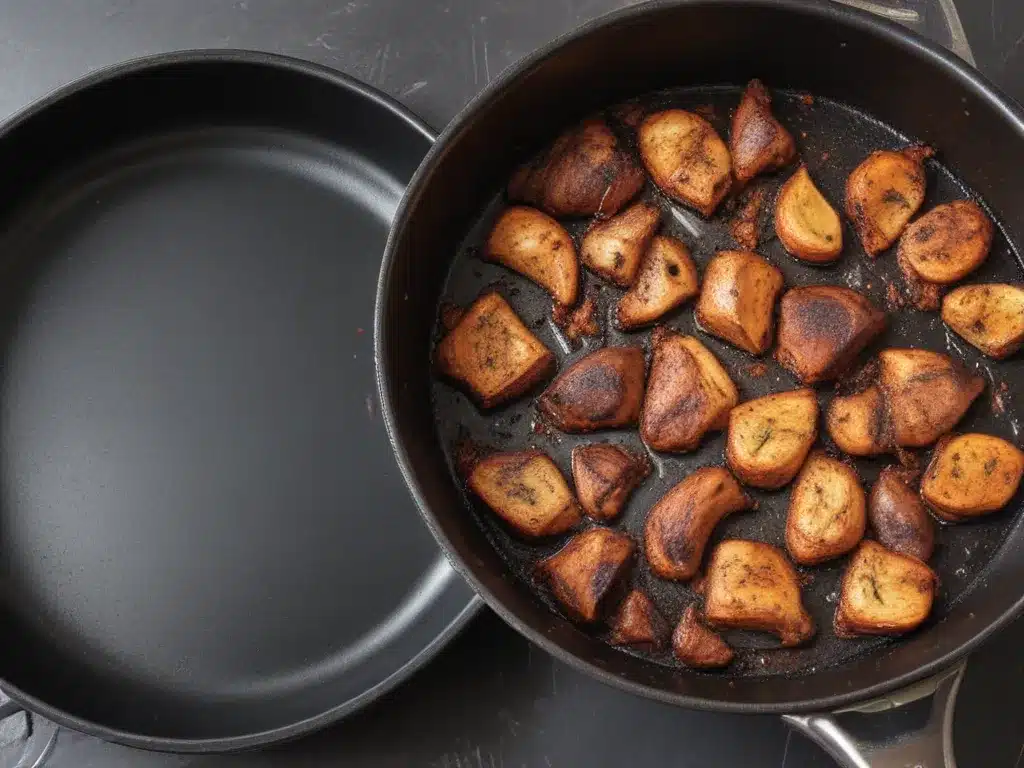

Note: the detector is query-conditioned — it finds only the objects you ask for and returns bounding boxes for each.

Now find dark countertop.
[1,1,1023,767]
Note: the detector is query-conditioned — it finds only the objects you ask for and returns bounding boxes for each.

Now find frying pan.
[374,1,1024,765]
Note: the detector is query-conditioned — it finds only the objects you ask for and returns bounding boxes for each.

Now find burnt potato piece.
[775,286,886,384]
[644,467,753,581]
[775,166,843,263]
[726,388,818,490]
[539,527,635,623]
[484,206,579,306]
[673,604,734,669]
[638,109,732,216]
[704,539,815,647]
[921,433,1024,521]
[538,346,646,432]
[785,451,867,565]
[869,467,935,561]
[467,449,582,538]
[942,283,1024,359]
[845,145,933,256]
[508,117,645,218]
[730,79,796,185]
[617,235,699,329]
[834,540,937,637]
[641,329,739,452]
[571,442,651,521]
[580,201,661,288]
[696,250,785,355]
[435,292,555,408]
[609,589,667,649]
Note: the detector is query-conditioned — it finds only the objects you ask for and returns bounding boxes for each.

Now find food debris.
[729,186,767,250]
[799,93,814,106]
[993,381,1009,415]
[746,361,768,378]
[886,282,905,311]
[552,295,600,343]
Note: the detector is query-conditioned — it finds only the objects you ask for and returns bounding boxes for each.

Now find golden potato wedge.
[845,145,933,256]
[644,467,753,581]
[467,449,582,538]
[538,527,635,623]
[508,117,645,218]
[921,433,1024,521]
[538,346,646,432]
[638,109,732,216]
[483,206,579,306]
[435,292,555,409]
[785,451,866,565]
[827,384,888,457]
[775,286,886,384]
[616,235,699,329]
[609,589,667,649]
[942,283,1024,359]
[704,539,815,647]
[571,442,651,521]
[641,329,739,452]
[730,185,767,250]
[834,540,937,637]
[775,166,843,263]
[672,604,734,669]
[730,80,796,185]
[695,250,785,355]
[726,388,818,490]
[869,467,935,561]
[580,201,661,287]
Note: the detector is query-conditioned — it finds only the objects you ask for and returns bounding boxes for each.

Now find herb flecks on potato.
[696,250,784,355]
[775,166,843,263]
[921,433,1024,521]
[730,80,796,185]
[942,283,1024,360]
[785,451,866,565]
[571,443,651,521]
[484,206,579,306]
[617,235,699,329]
[673,604,734,669]
[581,201,661,288]
[726,388,818,490]
[539,527,635,623]
[538,346,646,432]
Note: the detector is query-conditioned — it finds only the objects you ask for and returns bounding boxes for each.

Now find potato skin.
[580,201,661,288]
[942,283,1024,359]
[921,433,1024,521]
[538,346,646,432]
[845,145,932,256]
[484,206,579,306]
[785,451,867,565]
[609,589,667,649]
[869,467,935,561]
[539,527,635,623]
[725,388,819,490]
[571,442,651,521]
[672,604,734,668]
[695,250,785,355]
[616,235,700,329]
[730,79,796,185]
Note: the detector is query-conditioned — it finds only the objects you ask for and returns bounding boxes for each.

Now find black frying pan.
[375,1,1024,764]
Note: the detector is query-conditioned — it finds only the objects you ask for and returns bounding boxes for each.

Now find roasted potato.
[730,80,796,186]
[641,329,739,452]
[869,467,935,561]
[726,388,818,490]
[638,109,732,216]
[845,145,933,256]
[571,442,651,521]
[644,467,753,581]
[703,539,815,647]
[435,292,555,408]
[730,185,767,250]
[580,201,661,287]
[538,346,646,432]
[609,589,667,649]
[785,451,866,565]
[552,293,600,344]
[616,235,699,329]
[775,166,843,263]
[483,206,579,306]
[508,117,645,218]
[467,449,582,538]
[921,433,1024,521]
[672,604,734,669]
[538,526,635,622]
[834,540,937,637]
[942,283,1024,359]
[775,285,886,384]
[695,250,785,355]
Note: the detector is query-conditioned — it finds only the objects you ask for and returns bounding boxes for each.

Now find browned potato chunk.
[483,206,578,306]
[834,540,937,637]
[869,467,935,561]
[580,201,661,287]
[538,527,634,623]
[644,467,753,581]
[726,389,818,490]
[785,451,866,565]
[921,433,1024,521]
[508,117,645,218]
[538,346,646,432]
[467,449,581,538]
[435,292,555,408]
[775,286,886,384]
[942,283,1024,359]
[616,235,699,329]
[704,539,815,647]
[641,329,739,452]
[638,109,732,216]
[729,185,767,250]
[571,442,650,521]
[775,166,843,263]
[672,604,734,669]
[845,145,933,256]
[827,384,887,457]
[696,250,784,355]
[609,589,667,649]
[730,80,796,185]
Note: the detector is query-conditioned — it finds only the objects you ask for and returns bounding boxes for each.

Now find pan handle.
[782,660,966,768]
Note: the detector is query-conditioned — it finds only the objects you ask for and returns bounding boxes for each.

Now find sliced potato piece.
[538,346,645,432]
[921,433,1024,521]
[726,388,818,490]
[580,201,661,287]
[696,250,785,355]
[775,166,843,263]
[571,442,651,521]
[869,466,935,561]
[730,80,796,185]
[942,283,1024,359]
[729,185,767,250]
[538,527,635,622]
[484,206,579,306]
[785,451,866,565]
[616,235,699,329]
[609,589,667,649]
[672,604,734,669]
[827,384,888,457]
